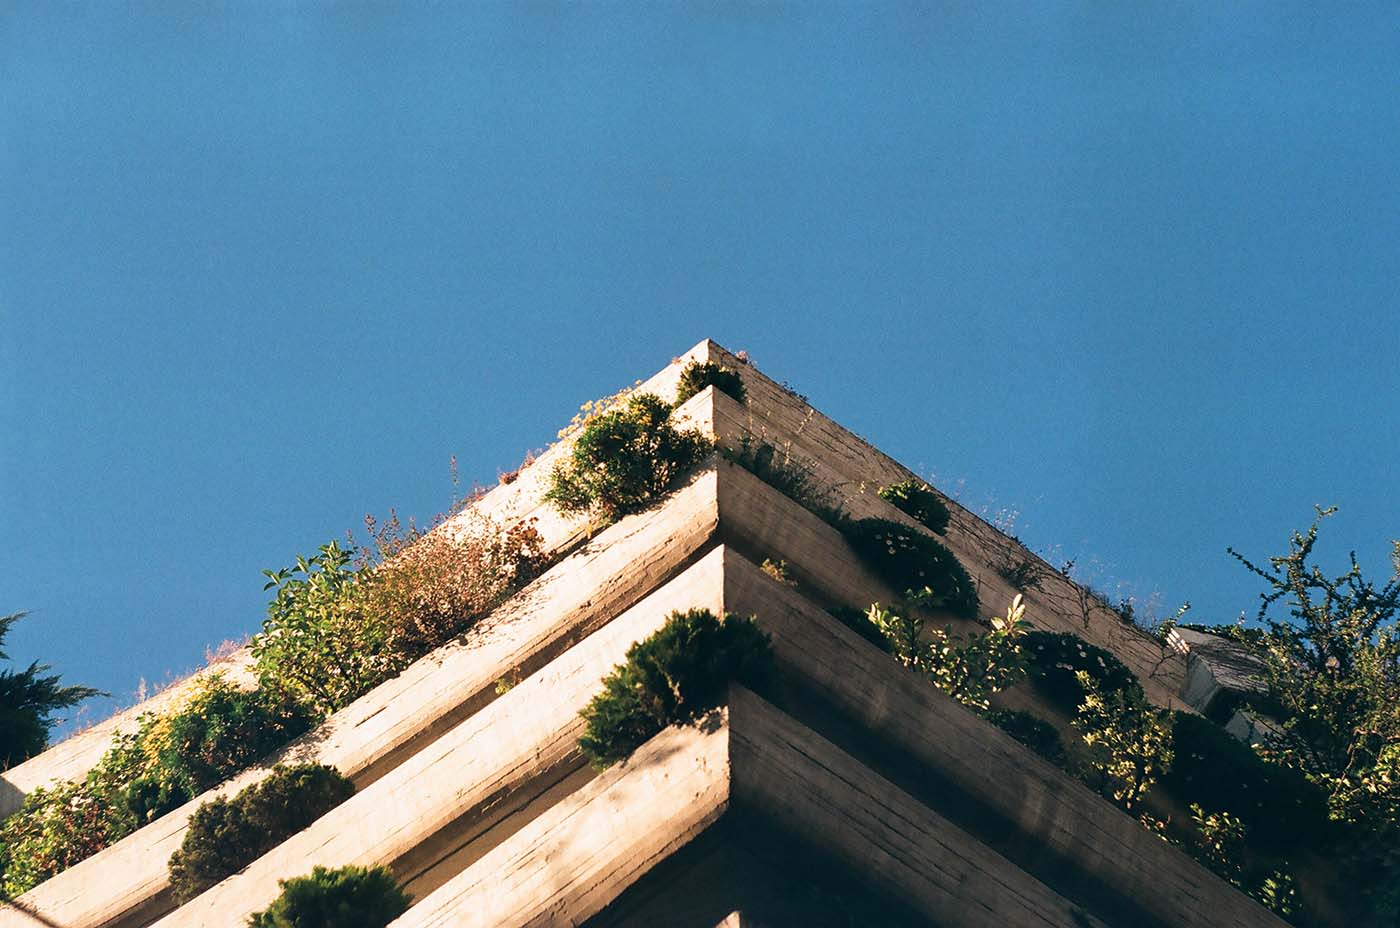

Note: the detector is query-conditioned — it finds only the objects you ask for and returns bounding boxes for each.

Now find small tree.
[1229,508,1400,917]
[1228,508,1400,828]
[0,612,100,768]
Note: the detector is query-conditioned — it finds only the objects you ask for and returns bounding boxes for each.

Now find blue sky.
[3,4,1398,733]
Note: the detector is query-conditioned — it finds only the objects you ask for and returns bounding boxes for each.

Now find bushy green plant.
[877,481,950,535]
[722,436,844,524]
[545,393,712,523]
[170,764,355,902]
[578,609,772,769]
[256,509,546,718]
[0,611,101,768]
[1072,670,1174,810]
[247,864,409,928]
[675,361,746,406]
[840,518,978,619]
[867,594,1028,711]
[1023,630,1141,711]
[0,771,129,897]
[0,675,312,896]
[130,678,315,823]
[984,709,1066,766]
[253,542,397,718]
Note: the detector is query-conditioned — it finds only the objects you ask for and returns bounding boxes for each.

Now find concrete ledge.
[394,711,733,928]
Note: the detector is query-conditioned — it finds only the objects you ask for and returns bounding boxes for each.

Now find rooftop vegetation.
[675,360,746,406]
[545,393,711,524]
[577,608,771,769]
[247,864,409,928]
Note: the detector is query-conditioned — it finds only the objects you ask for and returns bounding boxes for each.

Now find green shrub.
[869,594,1029,711]
[723,436,844,524]
[545,393,712,522]
[256,510,546,718]
[876,481,950,535]
[675,361,746,406]
[578,609,772,769]
[247,864,409,928]
[1024,631,1141,711]
[840,518,978,619]
[0,676,312,896]
[1073,670,1174,809]
[253,541,396,718]
[1162,713,1330,856]
[133,680,315,822]
[0,773,130,897]
[170,764,355,903]
[984,709,1066,766]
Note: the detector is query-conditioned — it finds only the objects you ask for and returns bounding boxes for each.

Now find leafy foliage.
[0,675,310,896]
[1072,670,1174,809]
[1227,508,1400,919]
[877,481,951,535]
[254,511,543,718]
[578,609,772,769]
[545,393,712,522]
[868,594,1029,711]
[985,709,1066,766]
[722,436,844,524]
[253,542,392,718]
[1181,804,1301,920]
[1228,508,1400,829]
[169,764,355,902]
[128,679,314,823]
[0,611,101,768]
[247,864,409,928]
[1023,630,1141,711]
[841,518,978,619]
[675,360,746,406]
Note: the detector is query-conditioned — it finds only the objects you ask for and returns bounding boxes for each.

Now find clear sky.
[3,4,1398,734]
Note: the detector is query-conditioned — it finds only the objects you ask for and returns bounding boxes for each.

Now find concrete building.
[1,341,1290,927]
